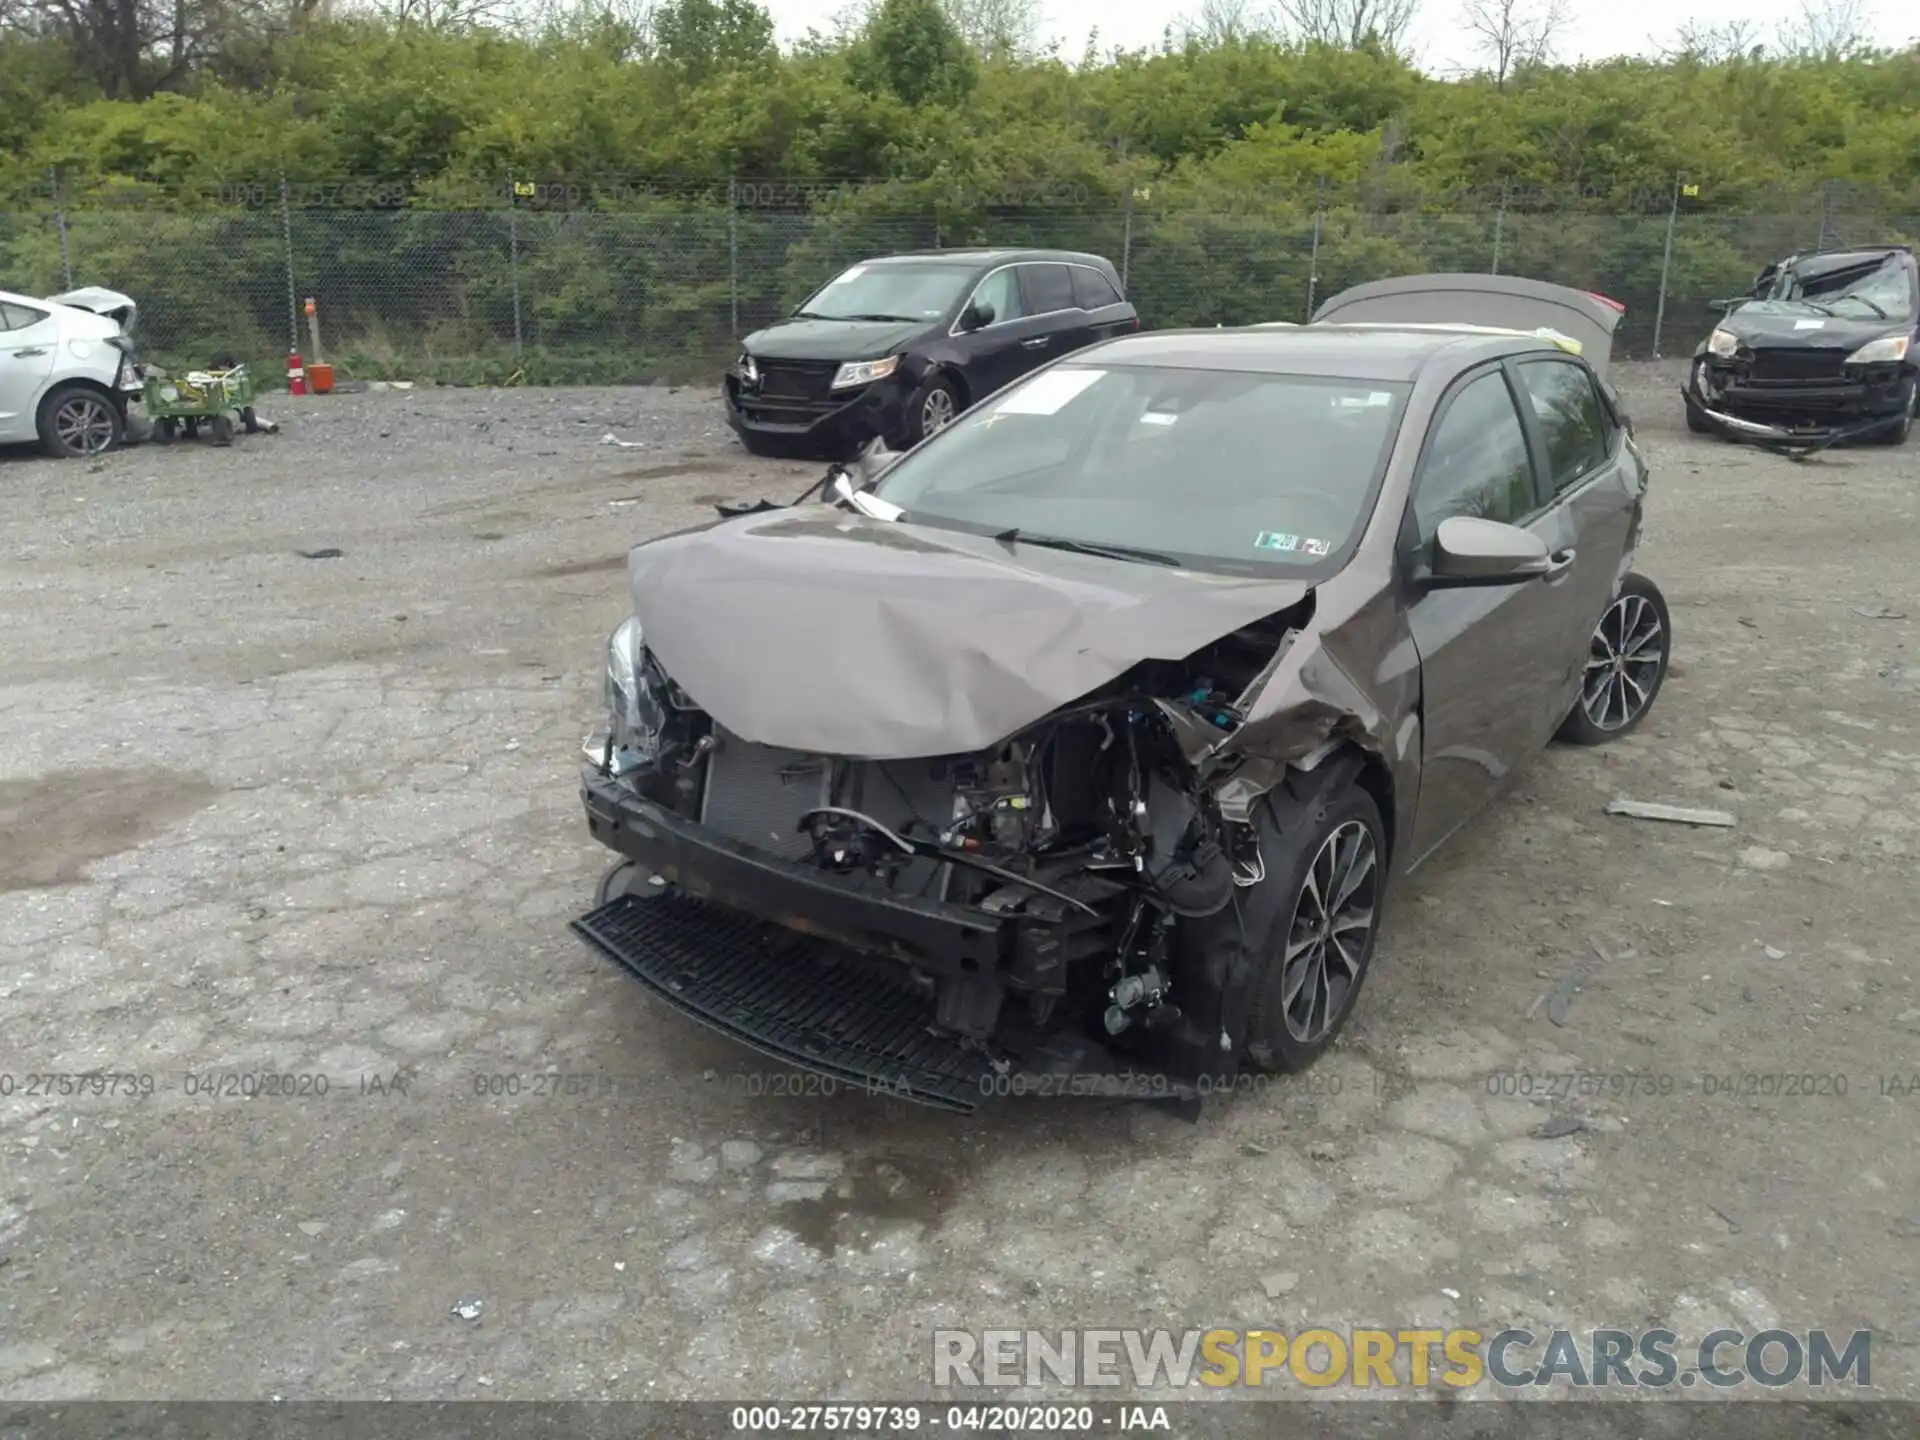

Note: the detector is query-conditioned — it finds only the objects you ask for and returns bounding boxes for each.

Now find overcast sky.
[765,0,1917,74]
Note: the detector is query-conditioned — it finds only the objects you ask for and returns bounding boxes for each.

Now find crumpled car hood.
[628,506,1311,759]
[1717,303,1893,350]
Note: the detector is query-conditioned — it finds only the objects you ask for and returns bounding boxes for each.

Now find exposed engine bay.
[592,600,1311,1077]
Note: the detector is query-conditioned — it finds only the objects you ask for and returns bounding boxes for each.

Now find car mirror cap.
[1430,516,1551,583]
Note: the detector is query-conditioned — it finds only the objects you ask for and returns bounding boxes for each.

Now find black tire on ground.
[156,417,178,443]
[1866,378,1915,446]
[242,406,261,435]
[211,413,235,446]
[594,859,668,906]
[183,418,200,440]
[37,385,124,458]
[897,373,963,449]
[737,428,802,459]
[1555,572,1672,746]
[1237,767,1388,1075]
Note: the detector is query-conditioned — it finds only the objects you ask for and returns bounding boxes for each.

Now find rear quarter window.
[1070,267,1124,309]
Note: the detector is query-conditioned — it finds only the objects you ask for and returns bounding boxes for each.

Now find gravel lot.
[1,361,1917,1411]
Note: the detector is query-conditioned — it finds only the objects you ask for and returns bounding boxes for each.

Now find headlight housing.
[831,355,900,390]
[603,615,666,757]
[736,352,758,384]
[1845,333,1910,365]
[1706,327,1740,359]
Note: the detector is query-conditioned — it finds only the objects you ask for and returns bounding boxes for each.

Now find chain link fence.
[2,176,1914,384]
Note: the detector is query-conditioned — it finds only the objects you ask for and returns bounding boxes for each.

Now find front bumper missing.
[580,767,1007,977]
[571,892,996,1112]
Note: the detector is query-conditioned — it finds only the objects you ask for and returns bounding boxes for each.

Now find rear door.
[1014,263,1094,377]
[0,300,59,441]
[1401,364,1575,864]
[1069,264,1136,344]
[1510,354,1643,729]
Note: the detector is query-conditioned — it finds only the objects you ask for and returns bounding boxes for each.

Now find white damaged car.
[0,286,147,457]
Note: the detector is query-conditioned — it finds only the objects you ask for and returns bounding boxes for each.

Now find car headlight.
[1706,327,1740,359]
[831,355,900,390]
[736,352,758,383]
[1845,334,1910,365]
[604,615,642,715]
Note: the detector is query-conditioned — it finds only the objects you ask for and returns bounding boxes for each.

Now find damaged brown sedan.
[573,278,1670,1114]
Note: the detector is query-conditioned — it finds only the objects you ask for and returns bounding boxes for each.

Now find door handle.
[1542,548,1576,578]
[11,347,48,358]
[1021,337,1051,349]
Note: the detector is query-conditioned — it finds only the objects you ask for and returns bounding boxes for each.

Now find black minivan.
[724,248,1139,458]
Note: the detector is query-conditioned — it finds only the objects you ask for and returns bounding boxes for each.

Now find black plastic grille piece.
[570,893,995,1112]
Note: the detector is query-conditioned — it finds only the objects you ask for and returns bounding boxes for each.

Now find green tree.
[849,0,979,109]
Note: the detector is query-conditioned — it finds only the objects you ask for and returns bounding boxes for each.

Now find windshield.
[1778,255,1915,319]
[796,262,976,323]
[870,363,1409,575]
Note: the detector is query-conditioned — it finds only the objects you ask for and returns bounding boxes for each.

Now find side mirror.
[824,468,856,506]
[1428,516,1550,586]
[960,301,994,332]
[1705,297,1733,314]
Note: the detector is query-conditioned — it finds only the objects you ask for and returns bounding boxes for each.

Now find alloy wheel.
[921,387,957,435]
[1581,591,1665,731]
[54,395,117,455]
[1281,819,1378,1044]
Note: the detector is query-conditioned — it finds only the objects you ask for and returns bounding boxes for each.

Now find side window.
[0,301,48,332]
[966,268,1024,326]
[1412,370,1537,542]
[1021,263,1077,315]
[1516,359,1612,494]
[1070,266,1123,309]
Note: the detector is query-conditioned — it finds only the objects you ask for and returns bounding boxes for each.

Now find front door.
[0,301,59,441]
[1402,363,1585,864]
[949,265,1041,403]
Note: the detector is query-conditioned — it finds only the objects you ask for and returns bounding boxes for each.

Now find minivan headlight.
[1845,334,1910,365]
[1706,327,1739,359]
[831,355,900,390]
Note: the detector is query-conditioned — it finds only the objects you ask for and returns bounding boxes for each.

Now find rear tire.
[211,413,235,446]
[1239,771,1387,1075]
[37,386,124,458]
[1555,573,1671,746]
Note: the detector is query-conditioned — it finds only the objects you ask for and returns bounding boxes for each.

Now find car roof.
[1066,326,1556,382]
[863,249,1115,270]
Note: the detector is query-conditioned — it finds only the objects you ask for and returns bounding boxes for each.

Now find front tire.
[900,373,962,448]
[38,386,124,458]
[1240,773,1387,1074]
[1867,377,1915,446]
[1555,573,1671,746]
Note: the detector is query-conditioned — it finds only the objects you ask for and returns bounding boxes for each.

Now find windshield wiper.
[991,528,1181,567]
[845,312,918,322]
[1838,295,1890,319]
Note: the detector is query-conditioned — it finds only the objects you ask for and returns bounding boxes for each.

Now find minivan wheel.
[1555,573,1671,746]
[1240,773,1386,1074]
[39,386,124,458]
[905,374,961,446]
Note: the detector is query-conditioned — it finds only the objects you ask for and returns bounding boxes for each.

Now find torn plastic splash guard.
[570,892,996,1112]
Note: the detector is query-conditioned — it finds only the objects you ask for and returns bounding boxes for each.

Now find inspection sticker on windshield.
[996,368,1106,415]
[1139,411,1178,425]
[1255,532,1301,552]
[1302,538,1332,556]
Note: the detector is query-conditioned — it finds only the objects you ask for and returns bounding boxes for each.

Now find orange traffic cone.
[287,349,307,396]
